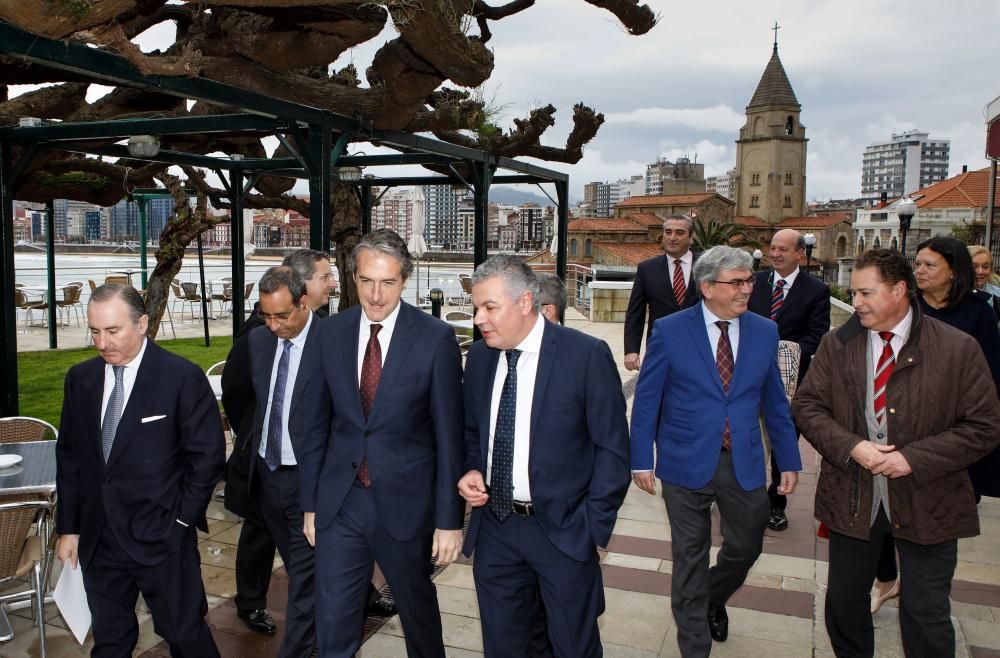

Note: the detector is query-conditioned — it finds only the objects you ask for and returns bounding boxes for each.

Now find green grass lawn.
[17,336,233,427]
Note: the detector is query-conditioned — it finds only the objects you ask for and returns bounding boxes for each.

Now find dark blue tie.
[489,349,521,522]
[264,339,292,471]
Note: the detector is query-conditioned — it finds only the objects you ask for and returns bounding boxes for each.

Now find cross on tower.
[772,22,781,49]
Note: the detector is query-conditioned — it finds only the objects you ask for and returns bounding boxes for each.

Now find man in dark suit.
[241,265,319,658]
[299,229,465,657]
[748,229,830,531]
[631,246,802,657]
[55,284,225,657]
[458,256,631,657]
[625,214,700,371]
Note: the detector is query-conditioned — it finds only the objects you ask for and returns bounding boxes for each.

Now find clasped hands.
[850,440,912,478]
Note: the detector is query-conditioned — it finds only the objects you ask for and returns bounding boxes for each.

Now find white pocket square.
[141,415,167,423]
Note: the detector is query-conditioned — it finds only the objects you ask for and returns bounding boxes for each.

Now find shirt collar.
[870,307,913,344]
[512,313,546,355]
[701,301,739,328]
[361,301,401,335]
[668,250,693,265]
[773,267,800,287]
[106,337,148,373]
[287,310,314,349]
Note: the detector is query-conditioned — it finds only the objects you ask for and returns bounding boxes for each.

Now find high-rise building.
[860,130,950,206]
[146,197,175,242]
[734,42,808,223]
[645,157,706,196]
[372,187,414,239]
[706,168,737,200]
[109,199,140,240]
[424,184,461,248]
[53,198,101,241]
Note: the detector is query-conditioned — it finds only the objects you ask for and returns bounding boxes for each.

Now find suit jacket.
[298,302,465,541]
[246,314,322,485]
[748,269,830,383]
[56,341,226,568]
[630,304,802,491]
[462,320,631,562]
[624,252,700,354]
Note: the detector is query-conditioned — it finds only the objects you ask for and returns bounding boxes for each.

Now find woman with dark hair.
[871,236,1000,613]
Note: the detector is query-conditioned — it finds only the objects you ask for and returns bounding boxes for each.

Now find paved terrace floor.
[4,307,1000,657]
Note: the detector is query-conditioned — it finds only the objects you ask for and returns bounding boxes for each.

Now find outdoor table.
[0,440,56,497]
[446,318,474,330]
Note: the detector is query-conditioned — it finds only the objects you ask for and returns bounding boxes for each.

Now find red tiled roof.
[621,212,664,227]
[907,169,1000,209]
[594,241,663,265]
[735,216,771,227]
[616,193,718,207]
[776,215,852,228]
[567,218,647,233]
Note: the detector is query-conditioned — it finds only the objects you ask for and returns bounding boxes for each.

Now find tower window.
[784,173,793,185]
[750,196,759,208]
[785,116,794,135]
[751,173,760,186]
[783,195,792,208]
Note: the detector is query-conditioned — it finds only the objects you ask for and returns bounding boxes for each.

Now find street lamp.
[803,233,817,276]
[896,196,917,256]
[127,134,160,158]
[752,248,763,271]
[334,165,362,182]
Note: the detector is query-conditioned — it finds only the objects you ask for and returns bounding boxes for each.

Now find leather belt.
[511,500,534,517]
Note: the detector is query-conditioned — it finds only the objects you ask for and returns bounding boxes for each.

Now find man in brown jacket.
[793,249,1000,658]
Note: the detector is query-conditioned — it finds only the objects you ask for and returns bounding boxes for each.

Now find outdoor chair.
[179,282,204,322]
[455,274,473,308]
[0,494,54,657]
[87,279,98,294]
[206,361,225,377]
[104,274,130,286]
[211,280,233,319]
[0,417,58,443]
[55,284,83,327]
[13,290,46,333]
[445,310,473,322]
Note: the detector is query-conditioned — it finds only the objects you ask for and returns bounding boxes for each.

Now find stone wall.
[589,281,633,322]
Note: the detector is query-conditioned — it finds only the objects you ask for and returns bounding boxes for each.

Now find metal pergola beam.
[0,114,289,143]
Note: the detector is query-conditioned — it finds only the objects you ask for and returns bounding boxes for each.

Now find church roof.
[748,46,800,110]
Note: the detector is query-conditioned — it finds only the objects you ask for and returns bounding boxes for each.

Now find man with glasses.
[630,246,802,656]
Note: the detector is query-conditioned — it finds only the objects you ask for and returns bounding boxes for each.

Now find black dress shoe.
[237,608,276,634]
[707,603,728,642]
[364,595,398,617]
[768,508,789,531]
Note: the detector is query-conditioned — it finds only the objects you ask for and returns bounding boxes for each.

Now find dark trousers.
[83,523,219,658]
[473,508,604,658]
[234,512,276,614]
[766,452,786,510]
[826,508,957,658]
[257,461,316,658]
[663,451,770,658]
[315,481,444,658]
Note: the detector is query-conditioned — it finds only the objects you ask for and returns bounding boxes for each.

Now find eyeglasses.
[259,309,296,322]
[709,278,755,290]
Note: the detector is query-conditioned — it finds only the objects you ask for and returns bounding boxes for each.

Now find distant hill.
[488,186,554,208]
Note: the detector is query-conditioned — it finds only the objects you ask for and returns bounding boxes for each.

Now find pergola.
[0,21,570,416]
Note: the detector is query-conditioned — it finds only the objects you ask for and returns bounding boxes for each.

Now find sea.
[13,252,471,306]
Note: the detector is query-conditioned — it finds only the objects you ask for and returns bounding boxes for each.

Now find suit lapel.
[689,307,725,394]
[478,348,501,465]
[529,321,558,442]
[730,313,753,394]
[289,315,320,417]
[343,308,364,421]
[367,303,415,423]
[106,343,163,469]
[82,359,106,465]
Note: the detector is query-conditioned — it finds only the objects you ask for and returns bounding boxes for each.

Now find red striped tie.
[672,259,686,304]
[873,331,895,425]
[769,278,786,320]
[716,321,734,451]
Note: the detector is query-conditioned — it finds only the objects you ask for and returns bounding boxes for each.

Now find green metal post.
[0,141,18,415]
[45,201,56,348]
[137,197,149,289]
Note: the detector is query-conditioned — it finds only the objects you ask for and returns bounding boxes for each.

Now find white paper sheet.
[53,561,91,645]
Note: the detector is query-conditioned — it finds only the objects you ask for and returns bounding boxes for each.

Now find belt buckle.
[512,500,534,517]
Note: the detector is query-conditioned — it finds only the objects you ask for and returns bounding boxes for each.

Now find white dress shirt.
[356,303,401,385]
[771,266,800,301]
[702,303,741,361]
[868,308,912,372]
[101,338,149,420]
[486,313,545,502]
[260,311,314,465]
[669,251,694,290]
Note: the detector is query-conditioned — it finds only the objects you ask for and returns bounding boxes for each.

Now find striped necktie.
[770,278,787,319]
[264,339,292,471]
[101,365,125,463]
[672,259,686,304]
[873,331,895,425]
[715,321,734,451]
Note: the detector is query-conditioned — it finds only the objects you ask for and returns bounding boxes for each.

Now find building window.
[570,239,577,257]
[750,196,759,208]
[858,238,865,253]
[585,239,592,257]
[785,116,795,135]
[784,173,793,186]
[874,237,881,249]
[751,173,760,186]
[836,236,846,258]
[783,196,791,208]
[891,237,898,251]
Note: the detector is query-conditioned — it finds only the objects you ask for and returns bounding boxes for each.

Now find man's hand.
[303,512,316,547]
[870,451,912,479]
[850,440,896,471]
[457,470,489,507]
[431,528,463,567]
[624,353,641,371]
[632,471,657,495]
[56,534,80,570]
[777,471,798,495]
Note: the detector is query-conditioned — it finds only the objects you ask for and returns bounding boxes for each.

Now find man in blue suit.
[299,229,464,657]
[458,256,631,657]
[56,284,224,657]
[631,246,802,657]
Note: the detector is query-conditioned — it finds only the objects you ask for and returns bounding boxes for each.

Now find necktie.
[264,339,292,471]
[770,278,787,320]
[357,323,383,487]
[715,321,734,451]
[672,259,687,304]
[873,331,895,425]
[489,349,521,522]
[101,365,125,462]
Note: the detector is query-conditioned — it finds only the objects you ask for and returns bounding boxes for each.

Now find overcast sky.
[36,0,1000,205]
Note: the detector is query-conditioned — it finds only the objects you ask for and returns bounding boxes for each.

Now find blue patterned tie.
[264,339,292,471]
[489,349,521,522]
[101,365,125,463]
